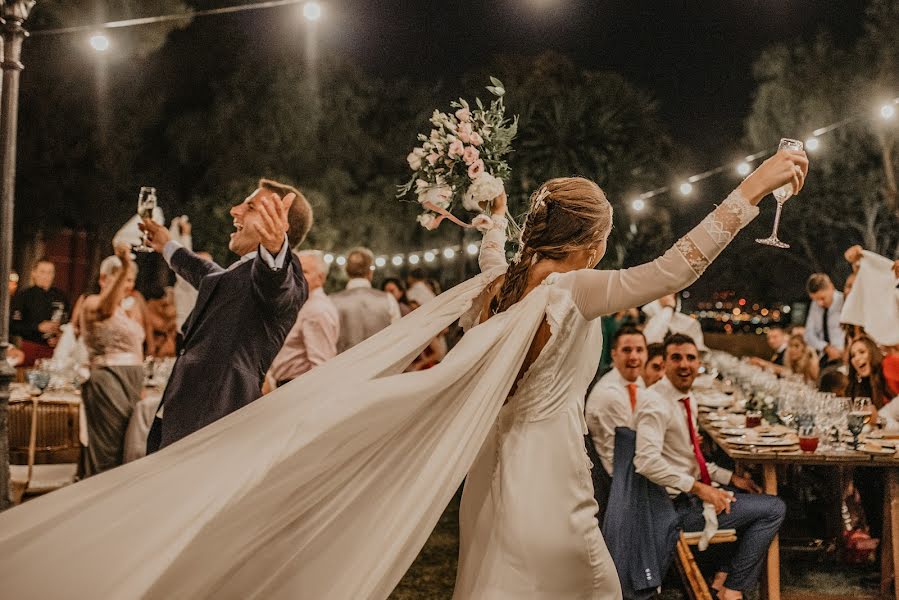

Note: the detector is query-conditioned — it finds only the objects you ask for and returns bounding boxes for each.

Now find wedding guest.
[643,342,665,387]
[819,368,849,396]
[643,293,706,350]
[10,258,69,366]
[406,268,436,308]
[266,251,339,390]
[145,288,178,357]
[331,247,401,353]
[635,333,783,600]
[141,178,310,451]
[804,273,845,368]
[748,326,788,369]
[79,245,145,476]
[598,308,639,377]
[586,326,655,475]
[381,277,412,316]
[783,334,820,384]
[846,335,895,408]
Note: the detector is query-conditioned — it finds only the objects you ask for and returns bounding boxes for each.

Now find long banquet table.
[700,412,899,600]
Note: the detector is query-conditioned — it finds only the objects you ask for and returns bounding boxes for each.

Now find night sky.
[318,0,868,162]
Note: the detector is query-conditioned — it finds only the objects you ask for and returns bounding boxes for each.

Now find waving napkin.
[841,250,899,346]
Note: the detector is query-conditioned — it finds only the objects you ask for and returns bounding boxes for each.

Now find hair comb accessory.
[532,186,551,209]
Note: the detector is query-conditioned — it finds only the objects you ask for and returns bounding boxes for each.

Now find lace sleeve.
[478,215,509,273]
[565,189,758,320]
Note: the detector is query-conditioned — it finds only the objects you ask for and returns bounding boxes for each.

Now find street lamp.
[0,0,36,512]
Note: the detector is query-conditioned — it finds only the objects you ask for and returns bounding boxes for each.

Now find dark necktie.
[822,305,830,344]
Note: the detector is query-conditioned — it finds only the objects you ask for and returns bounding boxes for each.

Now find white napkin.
[698,500,721,551]
[841,250,899,346]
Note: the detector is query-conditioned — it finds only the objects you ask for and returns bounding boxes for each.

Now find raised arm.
[92,244,134,322]
[567,149,808,320]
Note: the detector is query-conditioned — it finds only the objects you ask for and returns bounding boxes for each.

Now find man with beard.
[634,333,784,600]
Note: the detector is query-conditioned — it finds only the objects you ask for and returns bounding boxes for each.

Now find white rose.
[462,173,504,212]
[407,148,425,170]
[417,184,453,208]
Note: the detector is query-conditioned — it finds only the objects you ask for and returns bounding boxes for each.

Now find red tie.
[626,383,638,412]
[679,397,711,485]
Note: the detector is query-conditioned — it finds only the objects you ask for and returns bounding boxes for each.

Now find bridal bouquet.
[398,77,517,231]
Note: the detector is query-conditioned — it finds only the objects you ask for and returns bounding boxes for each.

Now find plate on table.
[859,443,897,456]
[720,427,750,436]
[696,393,733,408]
[725,436,797,447]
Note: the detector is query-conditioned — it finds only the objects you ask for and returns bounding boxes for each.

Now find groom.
[141,179,312,452]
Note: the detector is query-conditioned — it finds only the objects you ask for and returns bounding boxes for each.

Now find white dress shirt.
[345,278,401,323]
[804,290,845,352]
[268,287,340,383]
[585,368,649,475]
[406,280,436,307]
[634,377,732,494]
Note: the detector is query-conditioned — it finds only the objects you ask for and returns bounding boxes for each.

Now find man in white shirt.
[330,247,401,353]
[634,333,785,600]
[405,268,436,308]
[804,273,845,366]
[586,325,657,475]
[266,250,340,389]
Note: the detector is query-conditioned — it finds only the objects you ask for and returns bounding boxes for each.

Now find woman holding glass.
[79,243,146,476]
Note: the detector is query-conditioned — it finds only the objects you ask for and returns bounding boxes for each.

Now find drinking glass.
[135,186,158,252]
[756,138,803,248]
[27,368,50,396]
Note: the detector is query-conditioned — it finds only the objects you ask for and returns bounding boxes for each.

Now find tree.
[743,0,899,280]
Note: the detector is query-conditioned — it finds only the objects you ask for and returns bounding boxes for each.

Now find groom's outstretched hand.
[251,192,296,256]
[139,219,171,254]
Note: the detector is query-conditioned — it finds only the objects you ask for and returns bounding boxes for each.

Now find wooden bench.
[674,529,738,600]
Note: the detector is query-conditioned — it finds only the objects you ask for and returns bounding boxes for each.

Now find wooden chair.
[8,396,81,505]
[674,529,738,600]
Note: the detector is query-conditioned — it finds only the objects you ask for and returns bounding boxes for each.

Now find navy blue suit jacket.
[154,246,307,449]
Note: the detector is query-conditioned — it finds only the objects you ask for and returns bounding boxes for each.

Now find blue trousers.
[675,488,786,592]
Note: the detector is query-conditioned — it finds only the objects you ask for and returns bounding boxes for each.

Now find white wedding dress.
[0,189,757,599]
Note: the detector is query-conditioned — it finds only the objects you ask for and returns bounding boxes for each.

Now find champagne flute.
[848,397,873,450]
[135,186,158,252]
[756,138,803,248]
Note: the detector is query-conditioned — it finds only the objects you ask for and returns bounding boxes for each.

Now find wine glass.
[27,368,50,396]
[135,186,158,252]
[848,397,873,450]
[756,138,803,248]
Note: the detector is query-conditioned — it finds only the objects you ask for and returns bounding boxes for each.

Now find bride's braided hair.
[490,177,613,314]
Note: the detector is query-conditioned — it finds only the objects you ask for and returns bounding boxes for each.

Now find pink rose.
[468,131,484,146]
[471,214,494,232]
[426,153,439,167]
[448,140,465,158]
[462,145,480,165]
[455,107,471,122]
[417,213,440,230]
[467,159,485,179]
[458,122,473,143]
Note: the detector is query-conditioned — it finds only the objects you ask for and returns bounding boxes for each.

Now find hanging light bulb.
[736,162,752,176]
[881,103,897,120]
[89,33,110,51]
[443,247,456,260]
[323,253,334,264]
[678,182,693,196]
[374,257,387,268]
[424,251,436,263]
[408,254,420,265]
[631,199,645,211]
[804,137,820,151]
[391,255,404,266]
[466,243,479,255]
[336,256,347,266]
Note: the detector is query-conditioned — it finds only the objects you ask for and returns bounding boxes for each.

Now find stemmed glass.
[135,186,158,252]
[848,397,873,450]
[756,138,804,248]
[26,367,50,396]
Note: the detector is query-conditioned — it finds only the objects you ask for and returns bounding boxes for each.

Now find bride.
[0,149,807,599]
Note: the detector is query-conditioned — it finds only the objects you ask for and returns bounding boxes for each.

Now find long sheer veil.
[0,264,555,599]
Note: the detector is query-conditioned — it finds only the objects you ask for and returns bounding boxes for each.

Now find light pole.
[0,0,35,512]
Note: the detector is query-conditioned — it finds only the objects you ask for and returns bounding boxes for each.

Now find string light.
[424,251,436,263]
[336,256,346,266]
[323,253,334,264]
[89,33,110,51]
[805,137,820,151]
[736,162,752,176]
[678,182,693,196]
[302,2,322,21]
[631,198,645,211]
[391,255,404,266]
[443,247,456,259]
[466,243,479,255]
[374,257,387,267]
[883,104,897,120]
[408,254,420,265]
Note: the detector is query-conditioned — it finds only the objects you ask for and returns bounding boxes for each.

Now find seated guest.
[586,326,655,475]
[847,335,895,409]
[405,268,436,308]
[819,368,849,396]
[748,326,791,370]
[331,247,401,353]
[10,258,70,366]
[643,342,665,387]
[783,334,819,384]
[635,333,785,600]
[79,245,145,476]
[804,273,845,368]
[266,251,339,391]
